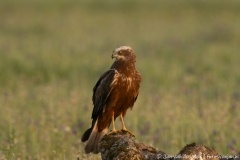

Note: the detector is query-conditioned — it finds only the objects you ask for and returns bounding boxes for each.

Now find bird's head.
[111,46,136,62]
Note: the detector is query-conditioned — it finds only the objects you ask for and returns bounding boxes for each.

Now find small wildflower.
[78,122,83,128]
[212,129,217,135]
[139,129,145,135]
[232,138,236,144]
[83,105,88,111]
[231,103,237,110]
[227,142,232,149]
[72,129,77,135]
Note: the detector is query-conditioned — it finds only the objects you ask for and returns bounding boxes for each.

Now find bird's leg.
[111,112,117,132]
[107,111,117,135]
[120,113,127,131]
[120,113,135,136]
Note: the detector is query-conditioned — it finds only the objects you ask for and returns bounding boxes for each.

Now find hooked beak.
[111,52,117,59]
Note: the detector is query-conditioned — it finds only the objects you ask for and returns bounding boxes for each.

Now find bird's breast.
[110,69,140,100]
[121,76,132,91]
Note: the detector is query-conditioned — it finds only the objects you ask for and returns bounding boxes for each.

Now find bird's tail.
[81,127,92,143]
[82,119,108,154]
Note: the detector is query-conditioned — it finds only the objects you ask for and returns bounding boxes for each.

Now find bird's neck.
[111,60,135,76]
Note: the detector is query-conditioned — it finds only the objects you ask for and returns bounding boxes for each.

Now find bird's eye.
[119,51,122,54]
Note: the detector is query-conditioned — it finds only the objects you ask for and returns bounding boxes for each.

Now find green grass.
[0,0,240,159]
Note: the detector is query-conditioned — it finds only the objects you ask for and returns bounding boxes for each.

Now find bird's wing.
[134,92,139,102]
[91,69,116,120]
[132,71,141,105]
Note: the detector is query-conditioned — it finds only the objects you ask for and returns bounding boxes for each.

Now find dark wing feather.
[132,70,141,106]
[131,89,139,108]
[81,69,115,142]
[91,69,115,120]
[134,92,139,102]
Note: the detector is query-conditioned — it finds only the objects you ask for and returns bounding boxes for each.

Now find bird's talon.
[121,129,135,136]
[107,130,117,135]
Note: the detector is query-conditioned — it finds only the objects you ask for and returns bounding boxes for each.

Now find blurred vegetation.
[0,0,240,159]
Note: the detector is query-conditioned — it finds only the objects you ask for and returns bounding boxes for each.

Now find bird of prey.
[81,46,142,154]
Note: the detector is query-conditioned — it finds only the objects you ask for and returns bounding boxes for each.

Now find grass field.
[0,0,240,159]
